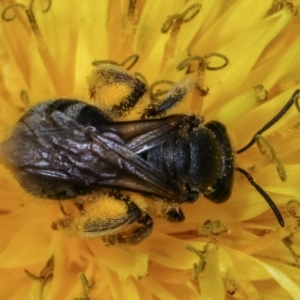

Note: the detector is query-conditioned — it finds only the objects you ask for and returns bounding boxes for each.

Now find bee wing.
[88,115,196,201]
[99,115,192,153]
[90,131,182,200]
[0,110,117,183]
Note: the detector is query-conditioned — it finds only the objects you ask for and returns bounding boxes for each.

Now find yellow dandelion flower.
[0,0,300,299]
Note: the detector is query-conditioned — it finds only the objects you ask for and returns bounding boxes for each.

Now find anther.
[186,241,218,281]
[253,85,268,102]
[186,244,207,279]
[199,220,229,236]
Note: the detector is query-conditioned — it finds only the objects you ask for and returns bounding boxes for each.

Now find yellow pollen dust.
[128,192,148,211]
[85,196,128,220]
[54,196,130,237]
[96,84,132,107]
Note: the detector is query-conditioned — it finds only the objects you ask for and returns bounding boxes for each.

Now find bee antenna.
[236,89,300,154]
[236,167,284,227]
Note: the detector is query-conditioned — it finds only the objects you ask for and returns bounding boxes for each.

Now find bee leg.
[103,212,153,245]
[52,192,153,245]
[88,64,147,118]
[101,190,153,245]
[142,78,194,118]
[164,206,185,222]
[109,79,147,118]
[145,197,185,223]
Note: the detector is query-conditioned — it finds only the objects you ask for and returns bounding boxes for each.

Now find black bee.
[0,64,298,244]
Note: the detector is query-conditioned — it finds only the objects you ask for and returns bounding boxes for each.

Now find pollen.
[52,195,131,238]
[85,196,129,220]
[90,80,134,107]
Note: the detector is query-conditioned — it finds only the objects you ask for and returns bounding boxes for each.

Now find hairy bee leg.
[145,198,185,222]
[104,212,153,245]
[124,213,153,244]
[155,204,185,222]
[52,194,141,236]
[52,192,153,244]
[103,190,154,245]
[165,206,185,222]
[88,64,147,118]
[142,78,194,118]
[109,78,147,118]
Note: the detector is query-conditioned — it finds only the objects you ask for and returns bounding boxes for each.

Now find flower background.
[0,0,300,299]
